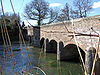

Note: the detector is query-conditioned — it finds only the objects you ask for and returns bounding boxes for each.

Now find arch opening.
[60,44,85,62]
[48,40,57,53]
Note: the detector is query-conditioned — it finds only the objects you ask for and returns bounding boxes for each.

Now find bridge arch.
[60,44,85,61]
[48,39,57,53]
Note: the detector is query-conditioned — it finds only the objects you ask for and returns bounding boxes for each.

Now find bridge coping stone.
[40,15,100,27]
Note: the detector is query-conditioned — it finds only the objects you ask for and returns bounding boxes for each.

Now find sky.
[0,0,100,26]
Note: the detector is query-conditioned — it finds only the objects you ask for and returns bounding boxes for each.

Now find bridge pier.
[85,47,96,75]
[44,39,49,52]
[57,42,60,60]
[85,49,92,75]
[57,42,64,60]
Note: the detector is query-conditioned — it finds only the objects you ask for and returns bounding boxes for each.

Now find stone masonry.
[29,15,100,60]
[40,15,100,59]
[29,15,100,74]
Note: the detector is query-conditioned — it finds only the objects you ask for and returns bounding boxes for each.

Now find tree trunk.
[38,20,41,26]
[84,10,87,17]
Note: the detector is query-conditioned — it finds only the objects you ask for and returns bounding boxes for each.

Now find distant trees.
[57,0,92,21]
[0,13,20,41]
[24,0,92,23]
[57,3,70,21]
[73,0,92,18]
[24,0,58,26]
[70,8,79,19]
[47,8,58,24]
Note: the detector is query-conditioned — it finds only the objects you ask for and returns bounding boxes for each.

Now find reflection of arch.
[49,40,57,53]
[60,44,85,61]
[40,37,45,48]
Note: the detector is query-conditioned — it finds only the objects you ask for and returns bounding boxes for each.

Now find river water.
[0,44,84,75]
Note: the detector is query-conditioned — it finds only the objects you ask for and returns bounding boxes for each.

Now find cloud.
[24,20,37,26]
[49,3,61,7]
[92,1,100,8]
[90,11,95,14]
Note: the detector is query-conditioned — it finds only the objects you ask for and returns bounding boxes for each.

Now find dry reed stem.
[1,0,17,74]
[0,65,4,75]
[9,0,35,74]
[70,18,88,75]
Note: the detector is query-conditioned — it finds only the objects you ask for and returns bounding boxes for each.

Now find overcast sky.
[0,0,100,26]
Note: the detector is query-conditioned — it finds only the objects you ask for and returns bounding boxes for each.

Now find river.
[0,44,84,75]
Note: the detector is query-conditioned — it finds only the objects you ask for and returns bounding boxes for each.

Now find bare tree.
[24,0,58,26]
[70,8,79,19]
[73,0,92,18]
[57,3,70,22]
[47,8,58,24]
[83,0,92,17]
[62,3,70,20]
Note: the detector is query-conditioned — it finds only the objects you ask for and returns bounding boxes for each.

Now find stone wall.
[27,27,33,36]
[40,15,100,57]
[31,15,100,74]
[30,15,100,60]
[33,26,40,47]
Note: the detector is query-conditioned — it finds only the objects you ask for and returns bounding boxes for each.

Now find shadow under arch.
[59,41,64,51]
[44,38,49,52]
[60,44,85,62]
[48,40,57,53]
[40,37,45,48]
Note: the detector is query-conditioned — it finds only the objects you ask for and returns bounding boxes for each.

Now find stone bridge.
[31,15,100,61]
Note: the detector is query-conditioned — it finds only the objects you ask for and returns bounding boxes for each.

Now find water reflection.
[0,44,36,75]
[0,44,84,75]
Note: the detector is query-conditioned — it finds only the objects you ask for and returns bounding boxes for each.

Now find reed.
[1,0,17,74]
[0,65,4,75]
